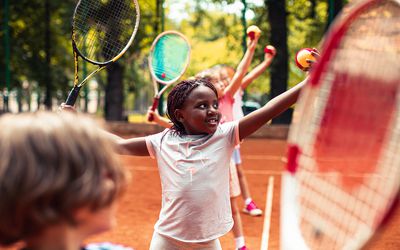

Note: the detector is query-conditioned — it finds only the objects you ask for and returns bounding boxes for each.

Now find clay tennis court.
[85,137,400,250]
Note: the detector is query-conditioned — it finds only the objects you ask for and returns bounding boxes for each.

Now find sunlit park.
[0,0,341,122]
[6,1,400,250]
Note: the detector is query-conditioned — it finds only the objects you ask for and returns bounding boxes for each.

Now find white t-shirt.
[145,122,240,243]
[233,89,244,120]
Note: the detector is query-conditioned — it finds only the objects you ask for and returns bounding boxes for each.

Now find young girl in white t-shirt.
[117,77,307,249]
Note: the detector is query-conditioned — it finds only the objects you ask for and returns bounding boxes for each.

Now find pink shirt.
[219,94,234,124]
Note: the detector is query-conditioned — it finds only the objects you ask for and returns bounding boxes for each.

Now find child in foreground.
[116,76,307,249]
[148,35,269,249]
[0,111,131,250]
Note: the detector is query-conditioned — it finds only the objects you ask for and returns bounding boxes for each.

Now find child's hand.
[147,107,161,123]
[58,103,77,113]
[264,45,276,57]
[247,35,259,51]
[246,26,261,50]
[246,25,261,40]
[264,45,276,62]
[306,48,321,72]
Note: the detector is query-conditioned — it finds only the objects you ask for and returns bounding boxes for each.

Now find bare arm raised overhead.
[240,46,276,90]
[238,48,320,140]
[223,35,259,99]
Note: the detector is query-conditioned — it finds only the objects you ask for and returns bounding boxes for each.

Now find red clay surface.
[87,138,399,250]
[2,138,399,250]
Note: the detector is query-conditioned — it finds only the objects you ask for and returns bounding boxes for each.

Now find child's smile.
[176,85,221,135]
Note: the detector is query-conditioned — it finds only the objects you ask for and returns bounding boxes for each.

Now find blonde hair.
[0,111,129,245]
[195,64,235,84]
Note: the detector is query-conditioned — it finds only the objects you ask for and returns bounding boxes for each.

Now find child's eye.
[213,103,219,109]
[198,104,206,109]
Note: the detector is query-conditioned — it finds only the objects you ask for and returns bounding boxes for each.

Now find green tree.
[0,0,75,111]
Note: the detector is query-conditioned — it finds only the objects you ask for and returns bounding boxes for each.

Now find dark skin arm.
[238,77,307,141]
[60,103,150,156]
[117,137,149,156]
[238,48,320,139]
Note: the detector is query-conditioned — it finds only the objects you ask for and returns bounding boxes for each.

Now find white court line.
[261,176,275,250]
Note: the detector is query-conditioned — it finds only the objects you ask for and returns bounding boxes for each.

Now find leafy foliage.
[1,0,331,115]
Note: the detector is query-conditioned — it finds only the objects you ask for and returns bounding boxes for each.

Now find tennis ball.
[295,48,316,71]
[246,25,261,40]
[264,45,276,56]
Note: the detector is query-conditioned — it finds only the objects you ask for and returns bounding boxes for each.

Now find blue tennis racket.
[148,31,191,121]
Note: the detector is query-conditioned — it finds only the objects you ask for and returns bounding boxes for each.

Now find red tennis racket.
[281,0,400,249]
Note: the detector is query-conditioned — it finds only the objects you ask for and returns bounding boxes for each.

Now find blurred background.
[0,0,345,123]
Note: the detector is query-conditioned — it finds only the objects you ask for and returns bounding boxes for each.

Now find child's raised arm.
[224,35,259,98]
[238,49,320,140]
[240,46,276,90]
[238,78,307,140]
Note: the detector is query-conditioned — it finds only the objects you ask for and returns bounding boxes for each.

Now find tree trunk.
[44,0,52,109]
[327,0,343,29]
[266,0,291,124]
[310,0,317,19]
[105,63,124,121]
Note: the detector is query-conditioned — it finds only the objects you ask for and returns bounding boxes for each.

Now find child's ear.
[174,109,184,123]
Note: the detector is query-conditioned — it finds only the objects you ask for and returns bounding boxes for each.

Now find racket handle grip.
[148,97,160,122]
[65,86,82,106]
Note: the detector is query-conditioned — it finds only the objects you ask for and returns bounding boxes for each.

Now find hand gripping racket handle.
[65,86,82,106]
[148,97,160,122]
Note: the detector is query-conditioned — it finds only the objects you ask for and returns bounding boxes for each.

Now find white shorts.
[231,148,242,165]
[229,159,241,198]
[149,231,222,250]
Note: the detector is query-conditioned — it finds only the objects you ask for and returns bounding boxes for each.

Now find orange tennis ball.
[246,25,261,40]
[295,48,316,71]
[264,45,276,56]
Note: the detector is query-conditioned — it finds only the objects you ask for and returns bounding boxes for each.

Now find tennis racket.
[65,0,140,106]
[148,30,191,121]
[281,0,400,249]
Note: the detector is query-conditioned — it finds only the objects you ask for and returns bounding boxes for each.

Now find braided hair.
[166,78,218,135]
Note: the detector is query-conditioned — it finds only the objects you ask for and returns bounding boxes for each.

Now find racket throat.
[66,86,82,106]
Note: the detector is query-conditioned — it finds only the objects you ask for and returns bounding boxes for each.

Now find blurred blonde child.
[0,111,131,250]
[215,47,276,217]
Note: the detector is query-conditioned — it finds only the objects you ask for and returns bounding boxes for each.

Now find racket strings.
[73,0,138,63]
[150,34,190,82]
[333,1,400,81]
[289,1,400,249]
